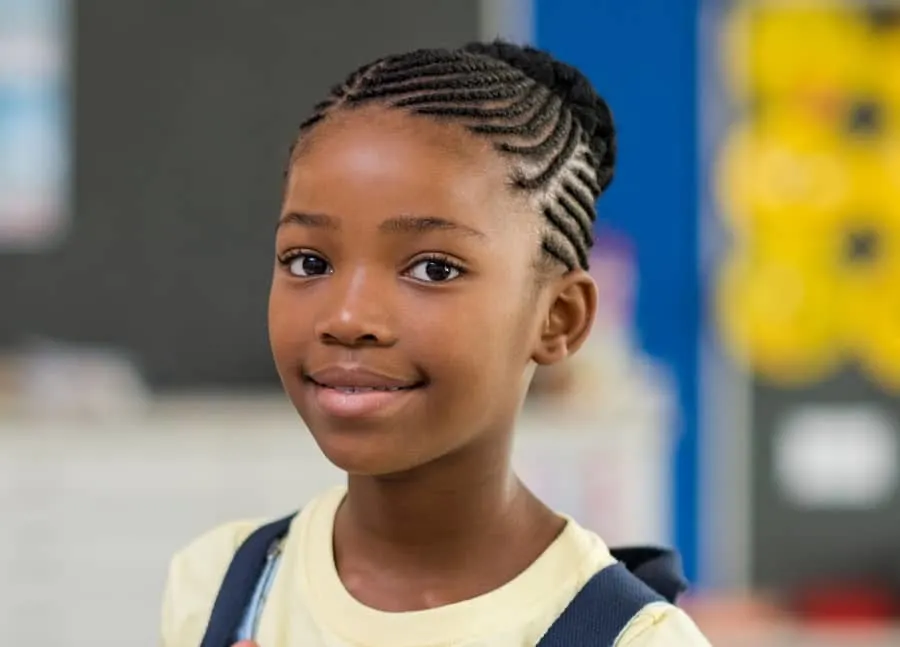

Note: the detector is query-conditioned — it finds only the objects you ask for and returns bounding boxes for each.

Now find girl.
[160,40,711,647]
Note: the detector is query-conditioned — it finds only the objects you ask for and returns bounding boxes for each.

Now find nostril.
[319,331,385,347]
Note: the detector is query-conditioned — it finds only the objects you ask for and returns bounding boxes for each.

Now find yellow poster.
[715,1,900,393]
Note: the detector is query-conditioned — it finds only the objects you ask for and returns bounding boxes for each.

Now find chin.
[316,439,425,477]
[302,417,426,477]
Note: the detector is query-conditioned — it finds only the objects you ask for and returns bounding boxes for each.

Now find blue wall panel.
[535,0,701,583]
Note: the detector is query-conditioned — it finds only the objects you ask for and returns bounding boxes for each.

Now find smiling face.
[269,105,583,476]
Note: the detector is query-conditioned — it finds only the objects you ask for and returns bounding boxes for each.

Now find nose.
[314,268,397,348]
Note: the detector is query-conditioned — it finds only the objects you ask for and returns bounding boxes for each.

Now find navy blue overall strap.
[198,513,297,647]
[536,561,667,647]
[609,546,686,605]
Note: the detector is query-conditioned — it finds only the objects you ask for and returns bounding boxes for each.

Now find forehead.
[284,106,523,232]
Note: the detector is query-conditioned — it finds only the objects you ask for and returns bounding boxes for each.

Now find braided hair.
[289,40,616,272]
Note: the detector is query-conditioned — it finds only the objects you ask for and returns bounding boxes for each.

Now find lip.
[305,365,424,390]
[303,365,425,419]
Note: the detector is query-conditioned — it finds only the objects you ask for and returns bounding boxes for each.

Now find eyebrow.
[276,211,339,231]
[379,215,485,239]
[277,212,486,239]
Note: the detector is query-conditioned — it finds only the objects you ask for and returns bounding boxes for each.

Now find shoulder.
[556,520,710,646]
[616,602,711,647]
[160,519,266,647]
[169,518,266,590]
[554,515,616,575]
[158,488,345,647]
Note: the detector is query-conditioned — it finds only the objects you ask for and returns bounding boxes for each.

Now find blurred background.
[2,0,900,644]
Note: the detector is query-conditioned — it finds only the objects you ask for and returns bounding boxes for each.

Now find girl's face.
[270,106,554,476]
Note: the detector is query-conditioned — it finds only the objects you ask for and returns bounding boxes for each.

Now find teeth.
[332,386,405,393]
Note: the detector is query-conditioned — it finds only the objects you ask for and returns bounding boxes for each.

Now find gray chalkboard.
[0,0,480,388]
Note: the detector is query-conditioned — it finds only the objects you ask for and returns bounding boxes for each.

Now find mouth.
[301,366,427,419]
[306,378,424,394]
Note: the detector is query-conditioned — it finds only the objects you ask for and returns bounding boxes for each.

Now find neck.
[337,435,539,570]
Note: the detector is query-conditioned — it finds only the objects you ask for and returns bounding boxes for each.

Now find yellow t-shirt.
[160,487,710,647]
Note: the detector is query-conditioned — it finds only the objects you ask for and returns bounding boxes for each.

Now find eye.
[406,257,464,283]
[279,251,332,277]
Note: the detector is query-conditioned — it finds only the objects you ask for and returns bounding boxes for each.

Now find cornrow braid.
[291,40,616,272]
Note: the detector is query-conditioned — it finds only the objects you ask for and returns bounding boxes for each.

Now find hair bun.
[464,40,616,190]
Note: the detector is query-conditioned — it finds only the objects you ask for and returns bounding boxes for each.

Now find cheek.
[268,282,308,365]
[422,285,536,391]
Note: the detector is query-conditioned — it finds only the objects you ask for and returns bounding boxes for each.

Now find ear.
[532,270,598,366]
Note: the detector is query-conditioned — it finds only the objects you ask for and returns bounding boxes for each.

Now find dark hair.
[290,40,616,272]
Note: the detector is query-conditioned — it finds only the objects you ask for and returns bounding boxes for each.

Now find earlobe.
[532,270,598,366]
